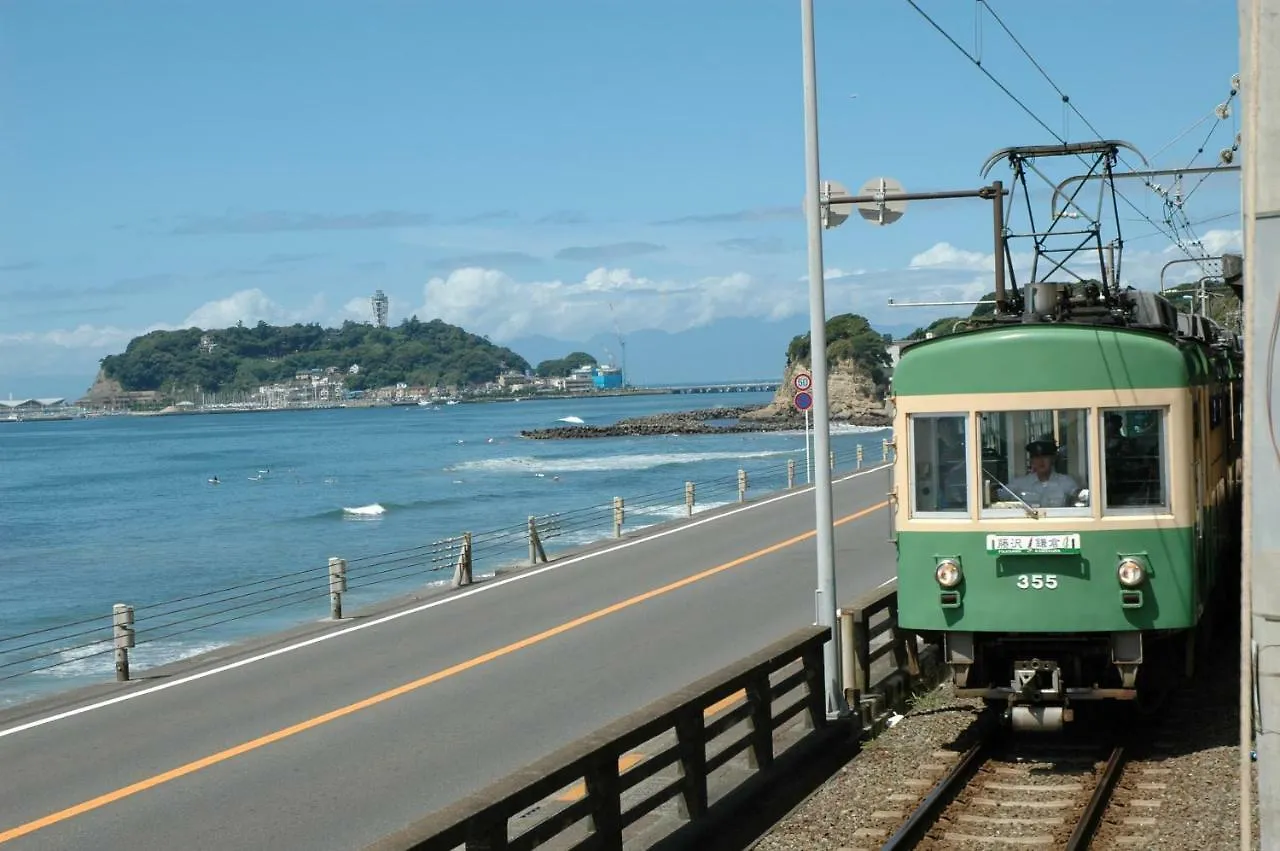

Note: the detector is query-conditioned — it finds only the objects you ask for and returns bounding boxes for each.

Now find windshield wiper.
[984,471,1042,519]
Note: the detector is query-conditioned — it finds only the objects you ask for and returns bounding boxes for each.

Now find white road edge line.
[0,464,891,740]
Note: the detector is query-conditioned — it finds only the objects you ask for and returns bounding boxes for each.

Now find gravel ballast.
[749,685,985,850]
[747,627,1259,851]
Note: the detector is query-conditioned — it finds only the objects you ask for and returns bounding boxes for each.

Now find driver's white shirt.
[1004,471,1080,507]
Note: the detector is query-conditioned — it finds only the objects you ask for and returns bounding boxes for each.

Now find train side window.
[1101,407,1169,510]
[909,414,970,516]
[978,408,1090,515]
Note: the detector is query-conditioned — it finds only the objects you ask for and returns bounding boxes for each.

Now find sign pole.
[799,0,842,718]
[805,407,812,484]
[793,375,815,486]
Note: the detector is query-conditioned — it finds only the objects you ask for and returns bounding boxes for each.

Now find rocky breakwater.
[739,358,892,428]
[520,406,800,440]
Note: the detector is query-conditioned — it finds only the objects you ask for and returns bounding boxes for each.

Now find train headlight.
[935,558,963,588]
[1117,558,1146,588]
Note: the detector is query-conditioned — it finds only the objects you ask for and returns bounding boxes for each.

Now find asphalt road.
[0,466,894,851]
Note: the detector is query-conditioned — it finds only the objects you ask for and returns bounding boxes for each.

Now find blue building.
[592,365,624,390]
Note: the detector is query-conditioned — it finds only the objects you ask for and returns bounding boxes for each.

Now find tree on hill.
[100,318,530,394]
[905,316,966,340]
[904,291,999,339]
[535,352,598,377]
[1163,280,1242,330]
[786,313,891,390]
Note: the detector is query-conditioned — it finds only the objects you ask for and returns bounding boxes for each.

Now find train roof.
[893,289,1242,396]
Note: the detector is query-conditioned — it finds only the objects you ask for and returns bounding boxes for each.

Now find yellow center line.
[703,688,747,719]
[0,500,888,845]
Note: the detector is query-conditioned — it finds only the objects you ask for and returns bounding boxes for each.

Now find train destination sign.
[986,534,1081,555]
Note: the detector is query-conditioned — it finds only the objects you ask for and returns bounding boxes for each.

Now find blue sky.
[0,0,1244,396]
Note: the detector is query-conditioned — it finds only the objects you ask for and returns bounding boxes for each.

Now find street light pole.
[799,0,842,717]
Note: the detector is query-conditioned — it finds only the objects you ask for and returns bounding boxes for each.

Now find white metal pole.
[799,0,843,717]
[805,407,812,485]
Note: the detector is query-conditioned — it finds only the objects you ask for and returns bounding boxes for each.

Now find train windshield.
[978,408,1091,516]
[1101,407,1169,510]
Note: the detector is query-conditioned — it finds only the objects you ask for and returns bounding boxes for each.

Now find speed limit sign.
[793,372,812,392]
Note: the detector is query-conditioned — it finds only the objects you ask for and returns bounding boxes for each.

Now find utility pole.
[799,0,842,717]
[1240,0,1278,848]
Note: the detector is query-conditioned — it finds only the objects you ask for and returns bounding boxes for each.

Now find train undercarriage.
[942,628,1196,731]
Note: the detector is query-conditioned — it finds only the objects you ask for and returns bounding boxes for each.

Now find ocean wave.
[449,449,797,475]
[23,638,230,681]
[342,503,386,517]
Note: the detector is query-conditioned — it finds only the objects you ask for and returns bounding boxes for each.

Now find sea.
[0,392,890,707]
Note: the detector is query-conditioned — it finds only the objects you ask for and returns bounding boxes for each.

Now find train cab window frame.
[1100,406,1170,513]
[908,413,972,518]
[977,407,1092,518]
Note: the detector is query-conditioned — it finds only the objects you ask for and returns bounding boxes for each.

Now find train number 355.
[1016,574,1059,590]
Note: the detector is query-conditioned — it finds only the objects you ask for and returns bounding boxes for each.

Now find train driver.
[1002,439,1082,507]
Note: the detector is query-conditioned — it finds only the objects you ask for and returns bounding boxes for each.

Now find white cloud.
[0,325,142,350]
[180,288,326,328]
[908,242,994,271]
[1180,227,1242,258]
[1,289,330,365]
[2,228,1246,385]
[416,266,796,340]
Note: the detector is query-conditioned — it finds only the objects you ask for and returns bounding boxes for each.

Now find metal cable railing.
[0,437,893,693]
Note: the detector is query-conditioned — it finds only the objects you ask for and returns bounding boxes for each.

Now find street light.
[799,0,842,718]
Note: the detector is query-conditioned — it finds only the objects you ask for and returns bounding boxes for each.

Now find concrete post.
[788,459,796,489]
[857,444,864,469]
[737,469,748,502]
[838,607,856,715]
[528,516,548,565]
[112,603,134,682]
[685,481,695,517]
[328,557,347,620]
[613,497,624,538]
[452,533,473,587]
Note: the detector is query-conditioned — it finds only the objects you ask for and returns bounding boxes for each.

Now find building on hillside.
[563,365,597,393]
[77,389,165,410]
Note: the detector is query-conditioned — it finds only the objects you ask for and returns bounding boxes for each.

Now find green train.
[890,285,1243,730]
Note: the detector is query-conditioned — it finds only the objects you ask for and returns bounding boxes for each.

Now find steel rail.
[879,736,992,849]
[1066,744,1128,849]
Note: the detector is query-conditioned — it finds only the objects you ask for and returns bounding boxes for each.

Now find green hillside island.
[95,318,535,405]
[786,313,893,391]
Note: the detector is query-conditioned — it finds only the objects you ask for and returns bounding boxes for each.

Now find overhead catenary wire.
[906,0,1224,272]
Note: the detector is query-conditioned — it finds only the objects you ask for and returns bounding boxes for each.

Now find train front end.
[891,324,1209,731]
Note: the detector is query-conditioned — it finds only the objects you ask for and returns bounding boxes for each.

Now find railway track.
[878,724,1129,850]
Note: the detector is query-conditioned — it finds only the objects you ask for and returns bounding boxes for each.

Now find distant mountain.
[503,317,808,385]
[503,315,915,385]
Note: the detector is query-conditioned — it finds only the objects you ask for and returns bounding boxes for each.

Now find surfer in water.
[208,476,220,485]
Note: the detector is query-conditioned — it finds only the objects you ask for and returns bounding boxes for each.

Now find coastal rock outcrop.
[520,406,799,439]
[739,359,890,427]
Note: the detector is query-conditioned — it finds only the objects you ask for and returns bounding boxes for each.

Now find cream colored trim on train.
[892,387,1194,529]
